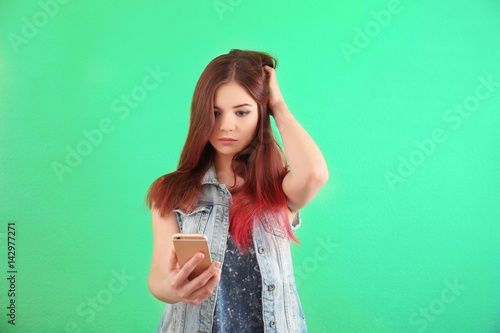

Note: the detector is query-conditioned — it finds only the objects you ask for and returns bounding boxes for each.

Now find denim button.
[270,320,276,328]
[268,284,275,291]
[258,246,266,254]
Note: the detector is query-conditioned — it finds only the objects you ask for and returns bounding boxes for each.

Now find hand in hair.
[263,65,287,116]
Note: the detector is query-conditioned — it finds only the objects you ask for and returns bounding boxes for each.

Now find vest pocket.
[173,206,212,234]
[260,210,286,238]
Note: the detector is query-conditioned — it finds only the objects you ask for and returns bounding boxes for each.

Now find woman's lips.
[219,138,236,145]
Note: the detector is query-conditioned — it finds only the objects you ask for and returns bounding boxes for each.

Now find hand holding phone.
[172,233,213,280]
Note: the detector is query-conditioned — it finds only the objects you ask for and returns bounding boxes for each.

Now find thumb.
[168,247,180,272]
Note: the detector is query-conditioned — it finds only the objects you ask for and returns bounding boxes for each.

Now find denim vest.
[156,164,307,333]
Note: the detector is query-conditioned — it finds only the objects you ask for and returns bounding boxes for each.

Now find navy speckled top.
[211,232,264,333]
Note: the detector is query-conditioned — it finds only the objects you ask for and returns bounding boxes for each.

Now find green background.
[1,0,499,332]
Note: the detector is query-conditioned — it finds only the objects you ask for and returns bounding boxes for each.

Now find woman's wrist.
[270,101,289,117]
[149,269,181,304]
[272,103,295,132]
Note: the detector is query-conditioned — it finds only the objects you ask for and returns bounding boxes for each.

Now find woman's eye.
[214,111,221,117]
[236,111,250,116]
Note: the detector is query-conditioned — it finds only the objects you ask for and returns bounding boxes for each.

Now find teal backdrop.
[1,0,499,332]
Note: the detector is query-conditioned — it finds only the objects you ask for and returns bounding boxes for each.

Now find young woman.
[145,49,328,332]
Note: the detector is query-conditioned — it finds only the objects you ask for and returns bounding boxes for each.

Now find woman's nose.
[220,114,235,131]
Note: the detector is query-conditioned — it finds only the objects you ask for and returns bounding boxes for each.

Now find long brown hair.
[145,49,298,249]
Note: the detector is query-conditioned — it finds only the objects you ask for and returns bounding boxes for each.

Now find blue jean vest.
[156,164,307,333]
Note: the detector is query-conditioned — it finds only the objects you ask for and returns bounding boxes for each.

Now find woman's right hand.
[166,248,221,306]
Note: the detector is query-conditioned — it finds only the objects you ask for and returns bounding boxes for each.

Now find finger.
[176,251,205,282]
[180,261,219,299]
[185,261,220,292]
[204,264,222,291]
[263,65,275,77]
[168,247,179,272]
[183,263,221,303]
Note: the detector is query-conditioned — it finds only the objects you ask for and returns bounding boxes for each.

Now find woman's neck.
[214,155,243,191]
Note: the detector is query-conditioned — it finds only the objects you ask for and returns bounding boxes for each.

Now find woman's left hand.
[263,65,287,116]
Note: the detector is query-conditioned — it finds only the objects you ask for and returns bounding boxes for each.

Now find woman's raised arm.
[263,65,329,212]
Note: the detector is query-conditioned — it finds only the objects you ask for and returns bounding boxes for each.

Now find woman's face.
[209,81,259,160]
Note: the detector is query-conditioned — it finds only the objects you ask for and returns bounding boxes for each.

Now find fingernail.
[197,253,204,259]
[215,262,220,269]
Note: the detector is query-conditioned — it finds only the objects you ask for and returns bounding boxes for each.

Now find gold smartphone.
[172,233,212,280]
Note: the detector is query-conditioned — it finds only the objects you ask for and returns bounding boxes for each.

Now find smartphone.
[172,233,212,280]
